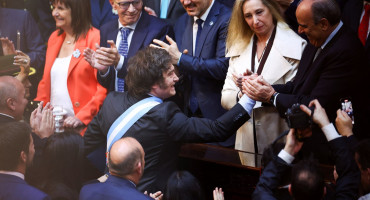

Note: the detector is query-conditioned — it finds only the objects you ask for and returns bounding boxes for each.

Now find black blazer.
[84,92,250,193]
[143,0,185,25]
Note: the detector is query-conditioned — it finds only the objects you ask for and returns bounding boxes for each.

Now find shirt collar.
[0,171,24,180]
[118,12,141,30]
[0,113,14,119]
[321,21,343,49]
[194,0,214,22]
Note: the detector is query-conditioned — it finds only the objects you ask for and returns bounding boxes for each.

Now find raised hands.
[242,75,275,102]
[213,187,224,200]
[0,37,16,55]
[151,35,183,65]
[84,41,120,73]
[335,109,353,137]
[144,191,163,200]
[30,102,55,138]
[284,129,304,156]
[300,99,330,128]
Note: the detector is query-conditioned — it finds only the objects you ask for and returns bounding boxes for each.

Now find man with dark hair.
[84,47,255,193]
[355,139,370,199]
[252,100,360,200]
[80,137,153,200]
[0,122,49,200]
[244,0,369,163]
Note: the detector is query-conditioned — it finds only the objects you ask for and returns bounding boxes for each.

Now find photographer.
[252,99,360,200]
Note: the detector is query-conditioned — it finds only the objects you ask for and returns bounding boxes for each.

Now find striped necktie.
[117,27,131,92]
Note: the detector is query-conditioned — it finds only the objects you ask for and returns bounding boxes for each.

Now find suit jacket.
[97,11,174,92]
[222,22,306,162]
[0,113,15,124]
[0,174,50,200]
[90,0,118,29]
[35,28,107,126]
[143,0,185,25]
[80,175,152,200]
[84,92,250,193]
[174,1,230,120]
[0,8,46,71]
[341,0,370,64]
[252,137,360,200]
[273,25,369,141]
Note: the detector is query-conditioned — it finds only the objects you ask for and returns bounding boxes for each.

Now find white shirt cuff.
[321,123,340,141]
[273,93,279,106]
[116,55,124,71]
[177,53,183,66]
[278,149,295,164]
[99,67,110,77]
[238,94,256,116]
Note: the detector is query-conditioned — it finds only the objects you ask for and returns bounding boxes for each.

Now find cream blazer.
[221,22,307,166]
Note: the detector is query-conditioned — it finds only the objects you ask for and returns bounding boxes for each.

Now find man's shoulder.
[0,175,49,200]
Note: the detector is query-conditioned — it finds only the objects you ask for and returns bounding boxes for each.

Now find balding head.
[108,137,145,183]
[0,76,28,120]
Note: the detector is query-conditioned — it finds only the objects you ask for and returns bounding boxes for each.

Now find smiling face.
[52,2,72,30]
[243,0,275,38]
[115,0,143,26]
[152,65,179,100]
[180,0,212,17]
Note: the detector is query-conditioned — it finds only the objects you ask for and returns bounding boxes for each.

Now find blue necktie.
[117,27,131,92]
[160,0,169,19]
[189,19,203,114]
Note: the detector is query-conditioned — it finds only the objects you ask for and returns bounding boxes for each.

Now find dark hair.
[355,139,370,170]
[38,131,84,199]
[311,0,340,25]
[164,171,205,200]
[0,122,31,171]
[108,142,143,177]
[51,0,92,41]
[291,160,325,200]
[125,47,172,98]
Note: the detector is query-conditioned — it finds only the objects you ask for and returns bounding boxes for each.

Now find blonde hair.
[226,0,286,54]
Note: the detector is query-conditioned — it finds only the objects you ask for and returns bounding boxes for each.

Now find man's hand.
[95,40,120,67]
[242,75,275,102]
[144,191,163,200]
[213,187,224,200]
[0,37,16,55]
[335,109,353,137]
[37,108,55,138]
[64,116,84,128]
[144,6,158,17]
[84,44,110,73]
[300,99,330,128]
[284,129,304,156]
[151,35,181,65]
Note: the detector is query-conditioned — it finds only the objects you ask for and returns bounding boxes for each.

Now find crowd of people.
[0,0,370,199]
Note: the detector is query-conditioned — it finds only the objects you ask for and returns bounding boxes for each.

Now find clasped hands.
[84,40,120,73]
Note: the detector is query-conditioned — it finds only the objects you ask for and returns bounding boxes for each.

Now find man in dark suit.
[84,0,174,92]
[90,0,118,29]
[80,137,155,200]
[0,121,50,200]
[252,100,360,200]
[152,0,232,146]
[244,0,369,162]
[84,47,255,193]
[143,0,186,25]
[342,0,370,64]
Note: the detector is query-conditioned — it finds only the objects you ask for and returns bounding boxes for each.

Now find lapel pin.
[209,21,214,26]
[72,49,81,58]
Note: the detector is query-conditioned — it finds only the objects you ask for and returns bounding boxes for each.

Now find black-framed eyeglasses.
[115,0,141,10]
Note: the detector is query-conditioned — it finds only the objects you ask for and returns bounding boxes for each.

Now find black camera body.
[285,103,312,129]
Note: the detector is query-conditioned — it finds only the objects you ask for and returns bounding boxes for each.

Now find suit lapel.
[293,44,316,92]
[108,22,119,44]
[128,12,149,58]
[182,16,194,56]
[167,0,176,17]
[194,2,220,57]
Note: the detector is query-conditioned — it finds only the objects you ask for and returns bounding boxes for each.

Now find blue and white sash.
[106,96,163,155]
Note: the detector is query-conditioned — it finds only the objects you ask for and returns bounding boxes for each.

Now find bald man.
[80,137,153,200]
[0,76,29,123]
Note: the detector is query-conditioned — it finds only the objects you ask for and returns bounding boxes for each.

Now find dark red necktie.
[358,4,370,46]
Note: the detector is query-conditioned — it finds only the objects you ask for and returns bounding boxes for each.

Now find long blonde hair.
[226,0,285,54]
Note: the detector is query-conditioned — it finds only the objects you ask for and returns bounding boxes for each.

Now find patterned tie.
[117,27,131,92]
[189,19,204,114]
[358,4,370,46]
[160,0,169,19]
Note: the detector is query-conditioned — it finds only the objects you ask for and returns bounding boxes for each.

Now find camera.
[285,103,312,129]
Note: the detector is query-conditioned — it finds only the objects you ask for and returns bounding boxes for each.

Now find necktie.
[358,4,370,46]
[189,19,204,114]
[195,18,203,55]
[117,27,131,92]
[160,0,169,19]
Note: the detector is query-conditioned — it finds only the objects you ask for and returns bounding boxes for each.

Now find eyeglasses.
[115,0,142,10]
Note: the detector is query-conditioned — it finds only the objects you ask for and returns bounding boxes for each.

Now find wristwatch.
[269,92,278,105]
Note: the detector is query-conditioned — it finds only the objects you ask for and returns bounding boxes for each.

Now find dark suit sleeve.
[178,19,229,81]
[329,137,360,200]
[164,102,249,142]
[97,68,116,91]
[252,157,289,200]
[24,11,46,71]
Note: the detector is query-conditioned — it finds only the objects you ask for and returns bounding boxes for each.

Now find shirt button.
[74,102,80,107]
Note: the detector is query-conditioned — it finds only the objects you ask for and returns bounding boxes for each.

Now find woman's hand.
[64,116,84,128]
[213,187,224,200]
[13,50,31,68]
